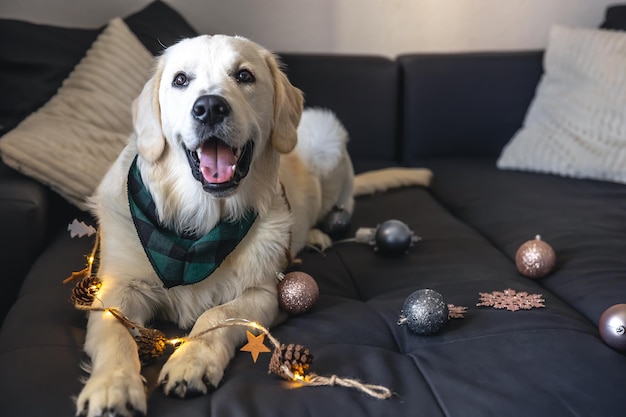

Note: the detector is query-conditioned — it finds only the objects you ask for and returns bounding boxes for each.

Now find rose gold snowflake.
[447,304,467,319]
[476,288,545,311]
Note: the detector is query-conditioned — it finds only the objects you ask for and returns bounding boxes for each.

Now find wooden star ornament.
[240,330,271,362]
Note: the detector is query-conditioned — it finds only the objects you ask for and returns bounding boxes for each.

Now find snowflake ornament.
[476,288,545,311]
[447,304,468,319]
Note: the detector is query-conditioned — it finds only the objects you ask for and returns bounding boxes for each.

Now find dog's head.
[133,35,303,198]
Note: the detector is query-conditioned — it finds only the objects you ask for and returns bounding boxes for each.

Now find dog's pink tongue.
[199,140,237,184]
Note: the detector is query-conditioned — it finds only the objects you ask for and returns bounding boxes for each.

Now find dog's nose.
[192,95,231,126]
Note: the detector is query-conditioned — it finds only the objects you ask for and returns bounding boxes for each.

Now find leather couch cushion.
[423,156,626,323]
[1,180,624,416]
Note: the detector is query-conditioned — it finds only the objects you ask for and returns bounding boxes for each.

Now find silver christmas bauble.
[375,219,415,256]
[599,304,626,351]
[398,289,449,335]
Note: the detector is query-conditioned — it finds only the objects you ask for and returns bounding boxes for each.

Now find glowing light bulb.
[168,338,184,348]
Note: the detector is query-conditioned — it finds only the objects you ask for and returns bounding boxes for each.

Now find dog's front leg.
[76,308,147,417]
[159,283,279,397]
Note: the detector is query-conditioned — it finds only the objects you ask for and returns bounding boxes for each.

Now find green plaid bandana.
[127,157,257,288]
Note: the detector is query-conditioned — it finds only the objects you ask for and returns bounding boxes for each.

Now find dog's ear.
[134,61,166,162]
[266,54,303,154]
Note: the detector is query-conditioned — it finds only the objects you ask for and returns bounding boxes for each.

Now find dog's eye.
[235,69,255,84]
[172,72,189,87]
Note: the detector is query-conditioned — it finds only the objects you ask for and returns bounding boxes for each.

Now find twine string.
[305,374,392,399]
[185,318,282,349]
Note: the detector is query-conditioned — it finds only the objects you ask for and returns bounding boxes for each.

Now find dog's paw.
[76,370,146,417]
[159,340,227,398]
[306,228,333,251]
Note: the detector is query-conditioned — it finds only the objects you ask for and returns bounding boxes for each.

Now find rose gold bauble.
[277,271,319,315]
[599,304,626,351]
[515,235,556,279]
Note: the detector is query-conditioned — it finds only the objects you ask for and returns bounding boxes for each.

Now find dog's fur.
[76,35,431,417]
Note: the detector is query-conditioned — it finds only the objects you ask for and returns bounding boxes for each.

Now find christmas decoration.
[349,219,421,256]
[277,271,319,315]
[398,289,449,335]
[66,265,391,398]
[515,235,556,278]
[69,275,102,308]
[598,304,626,351]
[320,206,352,239]
[269,343,314,380]
[447,304,468,319]
[68,219,97,238]
[64,235,102,307]
[223,319,390,398]
[240,330,272,362]
[374,219,419,255]
[476,289,545,311]
[133,326,169,364]
[100,306,171,364]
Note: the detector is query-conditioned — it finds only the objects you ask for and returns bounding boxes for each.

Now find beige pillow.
[497,25,626,183]
[0,18,154,210]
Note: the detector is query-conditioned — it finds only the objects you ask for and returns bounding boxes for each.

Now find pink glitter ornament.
[277,272,319,315]
[515,235,556,279]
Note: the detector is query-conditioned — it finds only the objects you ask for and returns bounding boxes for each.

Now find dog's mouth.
[185,137,254,196]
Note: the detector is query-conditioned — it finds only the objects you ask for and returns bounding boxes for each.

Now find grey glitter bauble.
[278,272,319,315]
[398,289,449,335]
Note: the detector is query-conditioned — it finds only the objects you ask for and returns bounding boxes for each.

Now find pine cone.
[70,276,102,308]
[269,343,313,380]
[135,327,168,364]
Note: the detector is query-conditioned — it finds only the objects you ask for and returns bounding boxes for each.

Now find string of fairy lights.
[64,235,393,399]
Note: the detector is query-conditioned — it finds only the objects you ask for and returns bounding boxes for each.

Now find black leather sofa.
[1,2,626,416]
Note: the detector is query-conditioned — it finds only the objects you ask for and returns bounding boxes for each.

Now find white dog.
[76,34,431,417]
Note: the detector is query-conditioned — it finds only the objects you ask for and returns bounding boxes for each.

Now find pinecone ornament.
[269,343,314,380]
[70,276,102,308]
[134,327,168,364]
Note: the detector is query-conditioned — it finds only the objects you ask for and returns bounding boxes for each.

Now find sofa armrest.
[0,161,48,319]
[399,51,544,161]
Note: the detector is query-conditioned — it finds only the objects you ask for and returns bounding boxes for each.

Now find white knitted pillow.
[0,18,153,210]
[497,25,626,183]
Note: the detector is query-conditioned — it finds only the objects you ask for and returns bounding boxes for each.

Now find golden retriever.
[75,34,431,417]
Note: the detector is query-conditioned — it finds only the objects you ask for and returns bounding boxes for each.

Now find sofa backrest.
[279,53,400,172]
[398,51,544,163]
[601,4,626,30]
[280,51,546,169]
